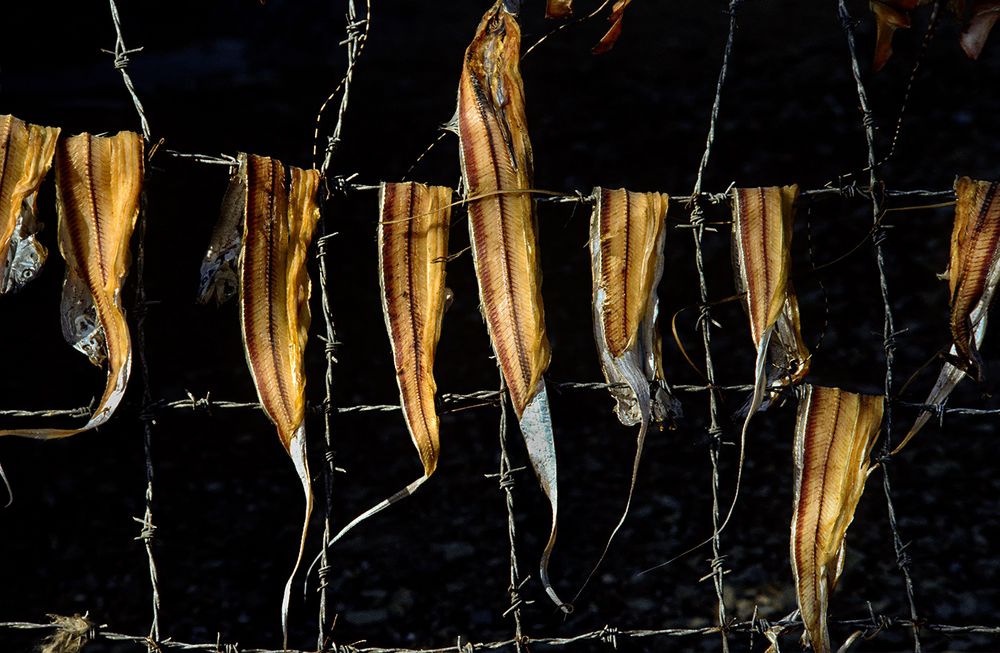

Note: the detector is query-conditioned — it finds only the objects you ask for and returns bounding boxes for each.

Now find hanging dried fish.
[546,0,573,18]
[0,115,60,295]
[197,153,247,305]
[458,0,566,611]
[582,188,678,584]
[0,131,143,439]
[202,153,320,644]
[961,1,1000,59]
[791,385,883,653]
[593,0,635,54]
[897,177,999,453]
[870,0,922,71]
[731,185,810,416]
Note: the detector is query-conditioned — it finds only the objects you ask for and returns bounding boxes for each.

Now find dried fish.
[870,0,921,71]
[235,154,320,644]
[791,385,883,653]
[897,177,999,453]
[458,0,565,610]
[961,1,1000,59]
[0,131,142,439]
[593,0,634,54]
[731,185,810,416]
[198,153,247,305]
[546,0,573,18]
[0,115,60,295]
[580,187,679,592]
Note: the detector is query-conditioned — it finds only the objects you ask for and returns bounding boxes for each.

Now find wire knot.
[133,515,157,543]
[695,303,713,332]
[597,625,620,649]
[689,206,706,229]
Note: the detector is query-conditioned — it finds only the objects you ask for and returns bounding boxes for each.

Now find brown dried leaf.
[237,154,320,645]
[593,0,634,54]
[791,385,883,653]
[961,1,1000,59]
[0,115,60,295]
[458,0,565,611]
[0,132,142,440]
[897,177,999,452]
[379,181,452,477]
[546,0,573,19]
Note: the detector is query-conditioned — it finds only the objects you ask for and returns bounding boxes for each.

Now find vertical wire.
[837,3,922,650]
[686,3,744,650]
[496,376,526,653]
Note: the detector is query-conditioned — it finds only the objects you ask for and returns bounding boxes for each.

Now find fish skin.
[0,114,60,295]
[237,154,320,646]
[458,1,565,611]
[546,0,573,18]
[791,385,883,653]
[198,153,247,305]
[0,131,142,439]
[898,177,999,452]
[593,0,635,54]
[960,0,1000,60]
[379,182,452,477]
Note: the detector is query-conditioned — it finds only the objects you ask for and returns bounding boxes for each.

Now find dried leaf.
[198,153,247,305]
[458,0,565,611]
[237,154,320,645]
[897,177,999,453]
[961,1,1000,61]
[0,115,60,295]
[791,385,883,653]
[0,131,142,439]
[379,182,451,477]
[581,187,679,590]
[593,0,634,54]
[546,0,573,19]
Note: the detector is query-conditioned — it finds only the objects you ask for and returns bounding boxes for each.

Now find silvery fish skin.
[0,114,60,295]
[236,154,320,646]
[379,181,452,478]
[791,385,883,653]
[896,177,1000,453]
[0,131,143,439]
[457,0,565,610]
[198,153,247,305]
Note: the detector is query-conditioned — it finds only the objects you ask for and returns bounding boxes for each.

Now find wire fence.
[1,1,997,652]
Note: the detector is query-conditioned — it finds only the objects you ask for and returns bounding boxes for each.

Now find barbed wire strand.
[838,2,923,652]
[686,1,745,650]
[105,0,151,142]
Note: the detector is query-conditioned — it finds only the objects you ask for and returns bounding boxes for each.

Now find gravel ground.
[0,1,998,652]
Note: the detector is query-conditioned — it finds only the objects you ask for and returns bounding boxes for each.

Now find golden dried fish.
[897,177,999,453]
[458,0,565,610]
[546,0,573,18]
[593,0,634,54]
[198,153,247,305]
[731,185,810,415]
[0,115,60,294]
[0,131,142,439]
[791,385,883,653]
[235,154,320,643]
[379,182,451,479]
[581,187,679,591]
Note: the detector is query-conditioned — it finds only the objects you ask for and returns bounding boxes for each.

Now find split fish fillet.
[458,0,565,610]
[897,177,999,453]
[0,131,143,439]
[0,114,60,295]
[791,384,883,653]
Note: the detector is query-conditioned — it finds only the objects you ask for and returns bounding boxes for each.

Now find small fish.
[0,131,142,439]
[897,177,999,453]
[581,187,679,591]
[0,114,60,295]
[225,154,320,645]
[458,0,566,610]
[791,384,883,653]
[198,153,247,305]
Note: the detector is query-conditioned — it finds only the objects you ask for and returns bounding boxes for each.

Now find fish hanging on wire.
[458,0,567,611]
[0,131,143,440]
[199,153,320,647]
[307,182,452,559]
[870,0,999,69]
[791,384,883,653]
[0,115,60,295]
[578,188,680,592]
[896,177,999,453]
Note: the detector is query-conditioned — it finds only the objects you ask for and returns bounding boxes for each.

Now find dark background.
[0,1,998,651]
